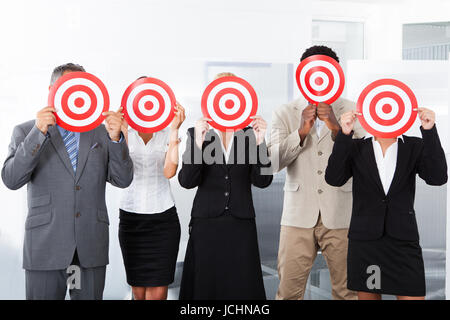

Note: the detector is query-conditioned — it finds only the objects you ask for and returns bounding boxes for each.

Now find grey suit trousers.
[25,250,106,300]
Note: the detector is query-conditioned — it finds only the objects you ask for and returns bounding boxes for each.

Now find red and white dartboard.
[121,77,176,133]
[296,54,345,105]
[48,72,110,132]
[357,79,418,138]
[201,76,258,131]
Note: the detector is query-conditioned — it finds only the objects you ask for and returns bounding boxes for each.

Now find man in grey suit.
[1,63,134,300]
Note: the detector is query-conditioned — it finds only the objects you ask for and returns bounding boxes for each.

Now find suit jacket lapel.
[207,131,227,171]
[362,138,385,194]
[387,137,408,196]
[75,130,95,182]
[227,131,243,170]
[48,126,75,179]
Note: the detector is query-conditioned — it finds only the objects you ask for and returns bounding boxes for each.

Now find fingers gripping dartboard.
[48,72,110,132]
[201,76,258,131]
[121,77,176,133]
[356,79,418,138]
[296,54,345,105]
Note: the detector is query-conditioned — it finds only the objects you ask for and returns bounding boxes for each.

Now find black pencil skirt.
[179,214,266,300]
[347,234,426,297]
[118,207,181,287]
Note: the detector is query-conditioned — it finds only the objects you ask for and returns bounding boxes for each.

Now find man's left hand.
[103,108,124,142]
[317,102,340,133]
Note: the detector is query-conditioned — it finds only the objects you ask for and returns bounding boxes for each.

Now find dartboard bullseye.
[48,72,110,132]
[295,54,345,105]
[121,77,176,133]
[356,79,418,138]
[201,76,258,131]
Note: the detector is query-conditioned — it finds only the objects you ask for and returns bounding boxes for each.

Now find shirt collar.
[56,125,67,135]
[129,127,166,135]
[364,135,404,142]
[56,125,81,139]
[213,128,235,137]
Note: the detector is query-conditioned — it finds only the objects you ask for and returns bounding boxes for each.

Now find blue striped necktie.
[62,130,78,172]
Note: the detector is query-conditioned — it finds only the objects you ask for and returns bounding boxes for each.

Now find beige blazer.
[268,97,366,229]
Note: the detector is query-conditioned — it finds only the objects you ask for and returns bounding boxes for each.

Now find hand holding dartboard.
[47,67,424,139]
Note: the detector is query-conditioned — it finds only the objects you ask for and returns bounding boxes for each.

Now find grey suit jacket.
[1,121,133,270]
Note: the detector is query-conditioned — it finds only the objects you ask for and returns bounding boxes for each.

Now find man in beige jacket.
[268,46,365,300]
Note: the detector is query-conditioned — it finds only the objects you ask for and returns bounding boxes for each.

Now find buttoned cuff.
[420,124,439,148]
[109,132,124,144]
[335,130,354,143]
[420,124,437,137]
[286,129,307,152]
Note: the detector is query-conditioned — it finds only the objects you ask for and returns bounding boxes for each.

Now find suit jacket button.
[225,175,229,180]
[318,151,323,156]
[225,206,229,210]
[225,192,229,197]
[317,170,323,175]
[75,212,81,218]
[318,189,323,194]
[75,186,81,191]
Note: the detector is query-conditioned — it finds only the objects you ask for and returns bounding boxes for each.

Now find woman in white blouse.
[119,86,185,300]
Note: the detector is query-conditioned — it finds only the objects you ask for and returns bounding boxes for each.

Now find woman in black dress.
[325,108,447,300]
[178,73,272,300]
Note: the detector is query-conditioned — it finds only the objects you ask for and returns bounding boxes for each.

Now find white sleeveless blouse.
[120,128,175,214]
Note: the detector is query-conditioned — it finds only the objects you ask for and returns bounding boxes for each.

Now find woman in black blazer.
[177,92,272,298]
[325,108,447,300]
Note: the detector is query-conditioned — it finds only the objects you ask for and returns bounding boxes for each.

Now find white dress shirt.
[120,128,175,214]
[370,136,403,195]
[213,129,234,164]
[315,119,325,138]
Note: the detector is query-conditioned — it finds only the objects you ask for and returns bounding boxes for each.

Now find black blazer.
[325,125,447,241]
[178,126,273,219]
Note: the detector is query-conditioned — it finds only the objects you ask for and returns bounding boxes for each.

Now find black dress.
[325,125,447,296]
[178,127,272,300]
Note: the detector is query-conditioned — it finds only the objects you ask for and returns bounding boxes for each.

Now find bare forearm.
[164,129,180,179]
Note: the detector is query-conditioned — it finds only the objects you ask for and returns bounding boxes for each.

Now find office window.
[403,22,450,60]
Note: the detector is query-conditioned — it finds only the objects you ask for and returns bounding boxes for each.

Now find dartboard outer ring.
[356,78,418,138]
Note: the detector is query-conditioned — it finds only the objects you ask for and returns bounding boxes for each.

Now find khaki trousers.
[276,215,357,300]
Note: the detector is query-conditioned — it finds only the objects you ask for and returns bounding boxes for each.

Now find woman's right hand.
[194,117,211,149]
[340,111,358,135]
